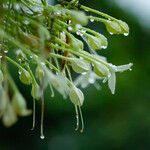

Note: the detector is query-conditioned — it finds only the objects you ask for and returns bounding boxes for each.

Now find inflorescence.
[0,0,133,139]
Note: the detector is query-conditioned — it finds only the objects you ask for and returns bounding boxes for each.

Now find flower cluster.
[0,0,132,139]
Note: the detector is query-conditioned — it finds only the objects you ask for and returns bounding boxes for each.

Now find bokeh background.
[1,0,150,149]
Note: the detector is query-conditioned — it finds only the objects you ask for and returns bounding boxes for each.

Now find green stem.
[80,5,117,21]
[5,56,24,71]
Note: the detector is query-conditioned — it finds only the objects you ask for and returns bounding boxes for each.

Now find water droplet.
[18,70,21,75]
[123,33,129,36]
[76,31,80,35]
[101,46,107,49]
[18,58,21,62]
[90,18,94,22]
[129,68,132,71]
[109,32,113,35]
[4,50,8,53]
[30,55,33,59]
[68,20,72,24]
[40,135,45,139]
[67,26,73,31]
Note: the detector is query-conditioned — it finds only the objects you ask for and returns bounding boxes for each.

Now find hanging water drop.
[101,46,107,49]
[40,135,45,139]
[123,33,129,36]
[90,18,94,22]
[76,31,80,35]
[18,70,21,75]
[4,50,8,53]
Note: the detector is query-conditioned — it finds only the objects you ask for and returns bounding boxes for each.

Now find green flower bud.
[70,58,90,74]
[19,69,32,85]
[2,103,18,127]
[31,83,42,100]
[94,62,110,77]
[117,20,129,36]
[69,85,84,106]
[105,20,122,35]
[86,34,101,50]
[12,93,32,116]
[0,70,4,84]
[0,88,8,117]
[35,65,45,81]
[68,33,83,51]
[69,10,88,26]
[97,34,108,49]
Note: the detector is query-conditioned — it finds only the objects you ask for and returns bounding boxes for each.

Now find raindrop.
[67,26,73,31]
[101,46,107,49]
[90,18,94,22]
[18,70,21,75]
[129,68,132,71]
[4,50,8,53]
[109,32,113,35]
[76,31,80,35]
[124,33,129,36]
[40,135,45,139]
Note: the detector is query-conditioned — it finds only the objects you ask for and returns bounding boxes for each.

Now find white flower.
[108,63,133,94]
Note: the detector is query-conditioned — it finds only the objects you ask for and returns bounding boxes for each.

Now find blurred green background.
[1,0,150,149]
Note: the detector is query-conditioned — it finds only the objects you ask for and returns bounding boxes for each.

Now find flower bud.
[94,62,110,77]
[68,33,83,51]
[2,103,18,127]
[12,93,32,116]
[19,69,32,85]
[0,88,8,117]
[31,83,42,100]
[97,34,108,49]
[117,20,129,36]
[69,85,84,106]
[105,20,122,35]
[70,58,90,74]
[35,65,45,81]
[86,34,101,50]
[69,10,88,26]
[0,69,4,84]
